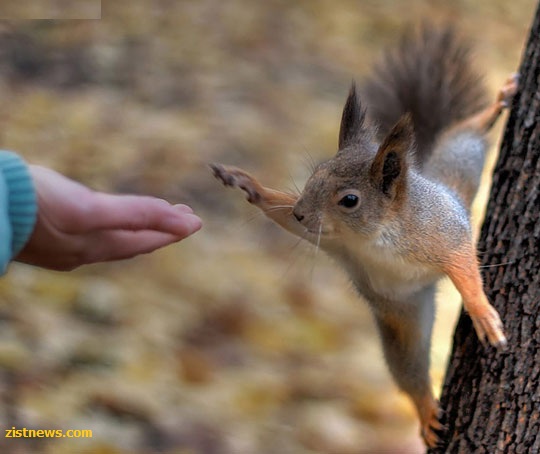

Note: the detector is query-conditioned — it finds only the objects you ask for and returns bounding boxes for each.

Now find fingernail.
[184,213,202,234]
[174,204,195,214]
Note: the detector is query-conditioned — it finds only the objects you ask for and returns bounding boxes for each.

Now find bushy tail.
[362,25,487,161]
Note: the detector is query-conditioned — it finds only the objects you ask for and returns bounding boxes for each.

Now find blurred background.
[0,2,534,453]
[0,0,101,20]
[0,0,100,19]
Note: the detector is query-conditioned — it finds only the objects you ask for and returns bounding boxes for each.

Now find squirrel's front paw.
[470,303,507,349]
[210,163,262,204]
[419,398,444,448]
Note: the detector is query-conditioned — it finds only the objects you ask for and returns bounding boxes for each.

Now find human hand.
[16,165,202,271]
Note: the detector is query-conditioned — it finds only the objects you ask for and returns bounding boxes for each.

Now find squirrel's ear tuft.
[338,82,367,150]
[370,114,414,199]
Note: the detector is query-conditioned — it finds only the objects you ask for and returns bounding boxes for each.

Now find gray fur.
[362,25,488,163]
[426,130,488,208]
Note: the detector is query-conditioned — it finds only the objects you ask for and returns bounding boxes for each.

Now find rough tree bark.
[430,5,540,454]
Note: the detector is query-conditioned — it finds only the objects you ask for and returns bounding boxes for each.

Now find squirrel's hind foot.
[497,73,519,109]
[455,73,518,133]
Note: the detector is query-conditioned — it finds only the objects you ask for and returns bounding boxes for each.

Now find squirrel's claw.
[470,305,507,350]
[419,400,445,448]
[210,163,262,204]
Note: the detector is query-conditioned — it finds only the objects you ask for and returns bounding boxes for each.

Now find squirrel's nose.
[293,210,305,222]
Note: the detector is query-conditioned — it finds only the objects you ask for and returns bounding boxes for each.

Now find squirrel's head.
[292,83,415,241]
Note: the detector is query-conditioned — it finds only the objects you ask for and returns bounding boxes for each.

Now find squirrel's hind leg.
[454,73,518,134]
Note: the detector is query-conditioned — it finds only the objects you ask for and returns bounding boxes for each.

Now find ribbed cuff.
[0,151,37,258]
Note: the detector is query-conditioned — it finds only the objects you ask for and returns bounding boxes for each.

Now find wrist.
[0,151,37,263]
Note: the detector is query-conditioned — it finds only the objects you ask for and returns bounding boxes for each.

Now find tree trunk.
[430,5,540,453]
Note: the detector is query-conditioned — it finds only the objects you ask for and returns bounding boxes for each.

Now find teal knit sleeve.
[0,151,37,275]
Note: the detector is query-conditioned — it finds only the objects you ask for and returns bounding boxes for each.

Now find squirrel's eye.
[338,194,359,209]
[335,189,361,212]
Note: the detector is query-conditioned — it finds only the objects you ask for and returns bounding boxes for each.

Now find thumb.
[88,193,202,235]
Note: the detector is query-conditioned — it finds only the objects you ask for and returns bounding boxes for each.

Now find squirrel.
[210,25,517,447]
